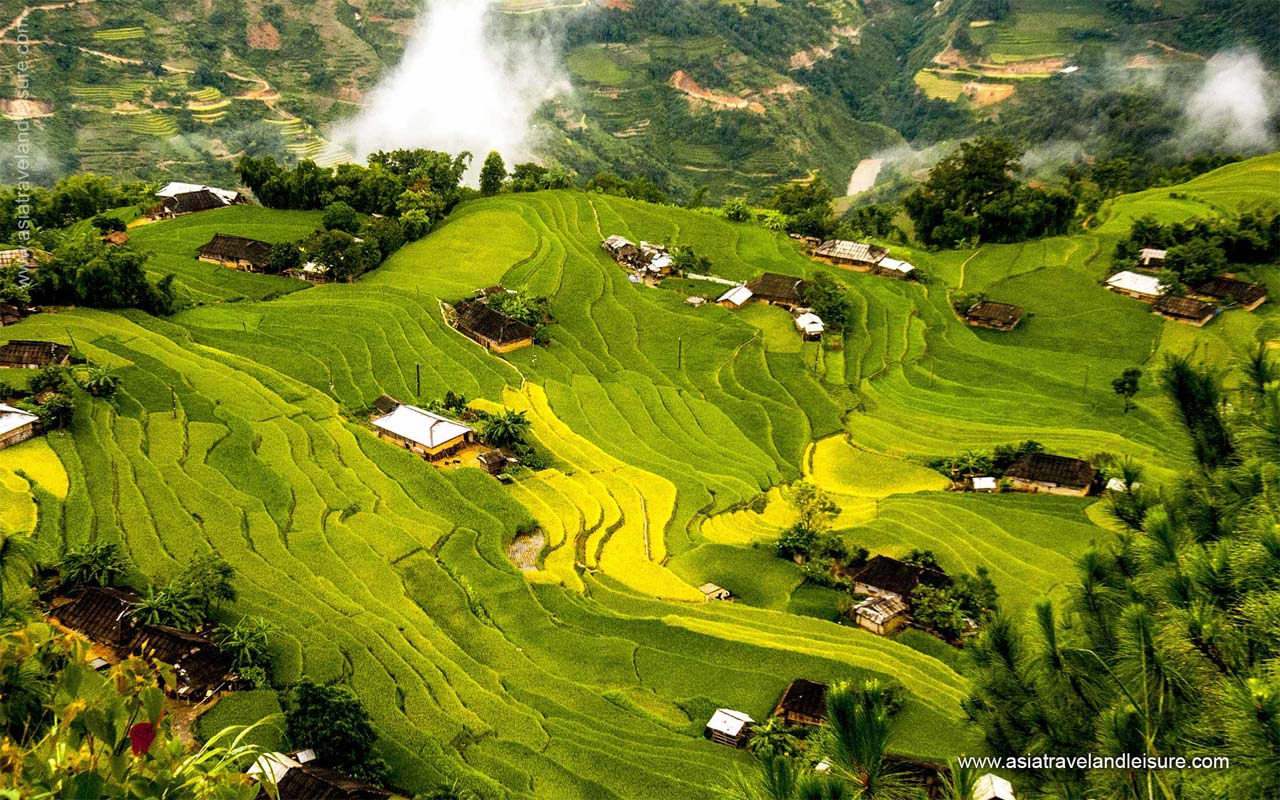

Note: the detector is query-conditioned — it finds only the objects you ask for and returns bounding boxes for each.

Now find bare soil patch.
[508,529,545,572]
[247,22,280,51]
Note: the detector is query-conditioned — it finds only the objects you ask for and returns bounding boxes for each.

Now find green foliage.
[479,409,531,450]
[78,366,120,399]
[28,367,71,396]
[32,241,176,315]
[59,540,128,591]
[771,178,834,239]
[285,680,388,784]
[212,616,273,687]
[480,152,507,197]
[174,553,237,616]
[801,274,851,331]
[1111,368,1142,413]
[586,172,667,204]
[321,201,361,234]
[267,240,304,275]
[722,198,751,223]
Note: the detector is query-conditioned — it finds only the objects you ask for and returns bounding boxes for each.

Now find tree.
[802,273,852,331]
[322,201,361,234]
[175,553,237,616]
[213,616,273,687]
[59,540,128,590]
[723,198,752,222]
[819,681,912,799]
[744,717,801,760]
[285,680,387,783]
[479,151,507,197]
[480,409,531,449]
[1111,367,1142,413]
[784,481,839,536]
[79,366,120,399]
[1164,238,1226,286]
[268,240,304,275]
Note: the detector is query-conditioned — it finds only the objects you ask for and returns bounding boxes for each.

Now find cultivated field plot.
[8,155,1278,797]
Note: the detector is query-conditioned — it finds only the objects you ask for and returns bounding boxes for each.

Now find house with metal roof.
[0,339,71,369]
[1106,271,1163,301]
[1138,247,1167,267]
[716,284,754,309]
[812,239,888,269]
[853,595,910,635]
[794,312,824,340]
[874,257,916,279]
[705,709,754,747]
[1154,295,1218,327]
[371,404,474,461]
[0,403,39,450]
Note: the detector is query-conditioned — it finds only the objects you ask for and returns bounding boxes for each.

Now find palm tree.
[746,716,800,759]
[480,409,531,449]
[820,681,913,800]
[79,366,120,399]
[720,756,847,800]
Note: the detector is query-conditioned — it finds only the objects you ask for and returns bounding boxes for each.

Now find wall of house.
[1008,478,1090,497]
[0,422,38,450]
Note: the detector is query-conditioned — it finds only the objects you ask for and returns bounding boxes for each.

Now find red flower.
[129,722,157,756]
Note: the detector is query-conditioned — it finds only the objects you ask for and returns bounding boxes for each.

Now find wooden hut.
[0,403,40,450]
[197,234,273,273]
[964,301,1024,331]
[773,679,828,726]
[477,448,517,476]
[126,624,236,701]
[251,752,393,800]
[156,189,228,219]
[1195,277,1267,312]
[102,230,129,246]
[746,274,809,309]
[0,303,22,327]
[453,300,535,353]
[371,404,474,461]
[1138,248,1166,268]
[705,709,753,747]
[716,285,754,309]
[812,239,888,270]
[853,595,910,635]
[601,235,640,264]
[1004,453,1097,497]
[1154,295,1218,327]
[852,555,949,599]
[0,339,71,369]
[49,586,140,648]
[698,582,731,601]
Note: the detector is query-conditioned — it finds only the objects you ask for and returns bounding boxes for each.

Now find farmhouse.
[717,285,753,309]
[0,339,71,369]
[1195,277,1267,311]
[157,189,229,219]
[126,624,236,700]
[964,301,1024,331]
[1138,247,1166,268]
[371,404,474,461]
[794,312,824,340]
[852,555,949,599]
[1004,453,1097,496]
[705,709,753,747]
[875,257,916,280]
[1154,295,1218,327]
[698,582,731,601]
[251,752,392,800]
[453,299,536,353]
[0,303,22,327]
[853,594,910,635]
[974,773,1016,800]
[640,242,674,275]
[48,586,140,648]
[156,181,245,206]
[0,403,40,450]
[285,261,330,283]
[773,679,828,726]
[0,247,34,269]
[601,234,640,263]
[747,273,809,309]
[197,234,273,273]
[1105,271,1163,301]
[812,239,888,269]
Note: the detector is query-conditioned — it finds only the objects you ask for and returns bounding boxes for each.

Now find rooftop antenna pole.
[416,363,421,398]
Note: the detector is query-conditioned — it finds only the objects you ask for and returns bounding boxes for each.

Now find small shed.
[0,339,71,369]
[1106,271,1163,301]
[1154,295,1218,327]
[698,582,731,601]
[852,555,950,599]
[0,303,21,327]
[1004,453,1096,497]
[971,476,997,493]
[371,404,474,461]
[812,239,888,269]
[48,586,140,647]
[705,709,753,747]
[197,234,273,272]
[477,448,517,476]
[794,312,824,341]
[773,679,828,726]
[102,231,129,246]
[601,235,640,264]
[1195,277,1266,312]
[874,257,916,279]
[853,595,910,635]
[453,300,535,353]
[685,296,707,308]
[0,403,40,450]
[747,274,809,309]
[964,301,1024,331]
[974,772,1016,800]
[717,285,754,309]
[1138,248,1166,268]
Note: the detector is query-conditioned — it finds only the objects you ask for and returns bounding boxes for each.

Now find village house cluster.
[448,286,537,354]
[601,234,674,283]
[1105,248,1267,327]
[807,237,916,280]
[715,272,829,341]
[368,395,516,477]
[149,181,248,220]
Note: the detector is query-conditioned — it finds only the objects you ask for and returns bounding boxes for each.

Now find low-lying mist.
[332,0,569,179]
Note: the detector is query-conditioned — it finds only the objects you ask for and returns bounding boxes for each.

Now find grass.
[6,154,1276,797]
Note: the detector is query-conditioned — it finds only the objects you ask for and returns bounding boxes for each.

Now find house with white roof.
[1138,247,1167,267]
[0,403,40,450]
[974,772,1015,800]
[155,181,245,206]
[705,708,753,747]
[717,285,754,309]
[874,257,916,279]
[1106,270,1164,301]
[371,404,474,461]
[794,312,824,340]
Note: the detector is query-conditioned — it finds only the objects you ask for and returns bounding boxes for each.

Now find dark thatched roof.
[373,395,401,415]
[1195,277,1266,307]
[0,339,71,368]
[0,303,22,327]
[50,586,139,647]
[164,189,226,215]
[965,301,1024,329]
[746,273,809,305]
[1154,295,1217,322]
[198,234,273,267]
[1005,453,1097,489]
[777,679,828,721]
[126,624,234,698]
[853,556,950,598]
[273,765,392,800]
[454,300,535,346]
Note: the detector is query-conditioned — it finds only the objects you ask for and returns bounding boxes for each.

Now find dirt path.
[0,0,92,39]
[846,158,882,196]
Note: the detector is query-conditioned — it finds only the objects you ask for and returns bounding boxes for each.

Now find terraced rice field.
[5,155,1277,797]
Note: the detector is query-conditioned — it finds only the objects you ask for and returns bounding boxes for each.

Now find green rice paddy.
[5,154,1277,797]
